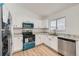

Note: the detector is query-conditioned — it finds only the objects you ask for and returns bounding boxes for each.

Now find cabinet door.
[35,34,48,46]
[35,35,42,46]
[50,36,58,51]
[76,41,79,56]
[43,35,51,47]
[12,36,23,53]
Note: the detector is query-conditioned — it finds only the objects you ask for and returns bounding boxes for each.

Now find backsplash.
[13,27,79,39]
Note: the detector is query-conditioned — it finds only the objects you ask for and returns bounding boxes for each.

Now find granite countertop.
[13,28,79,41]
[57,34,79,41]
[33,31,79,41]
[14,32,79,41]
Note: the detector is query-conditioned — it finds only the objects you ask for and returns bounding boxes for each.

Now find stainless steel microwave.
[22,23,34,29]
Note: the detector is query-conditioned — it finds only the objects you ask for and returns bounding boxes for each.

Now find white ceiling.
[10,3,78,18]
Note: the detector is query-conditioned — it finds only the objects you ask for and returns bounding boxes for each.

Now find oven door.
[23,35,35,50]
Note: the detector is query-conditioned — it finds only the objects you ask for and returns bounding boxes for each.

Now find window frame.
[49,16,66,32]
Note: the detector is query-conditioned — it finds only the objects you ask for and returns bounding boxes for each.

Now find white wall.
[5,3,43,28]
[46,5,79,36]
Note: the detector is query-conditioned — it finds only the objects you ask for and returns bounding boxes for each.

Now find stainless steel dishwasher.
[58,37,76,56]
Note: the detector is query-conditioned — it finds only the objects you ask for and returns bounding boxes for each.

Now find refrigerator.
[0,4,12,56]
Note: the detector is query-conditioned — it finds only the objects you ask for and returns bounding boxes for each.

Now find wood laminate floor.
[13,44,60,56]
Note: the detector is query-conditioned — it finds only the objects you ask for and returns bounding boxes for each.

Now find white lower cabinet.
[43,35,50,46]
[35,34,49,46]
[49,36,58,51]
[35,34,58,52]
[75,39,79,56]
[35,34,43,46]
[44,35,58,51]
[12,36,23,53]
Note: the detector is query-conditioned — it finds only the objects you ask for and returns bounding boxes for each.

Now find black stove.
[22,23,35,50]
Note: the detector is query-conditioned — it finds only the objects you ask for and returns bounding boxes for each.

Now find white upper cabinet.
[57,17,65,31]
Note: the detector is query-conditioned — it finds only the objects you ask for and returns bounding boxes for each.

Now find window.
[57,17,65,31]
[50,20,56,30]
[50,17,65,31]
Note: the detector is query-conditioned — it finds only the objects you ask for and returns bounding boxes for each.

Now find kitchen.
[0,3,79,56]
